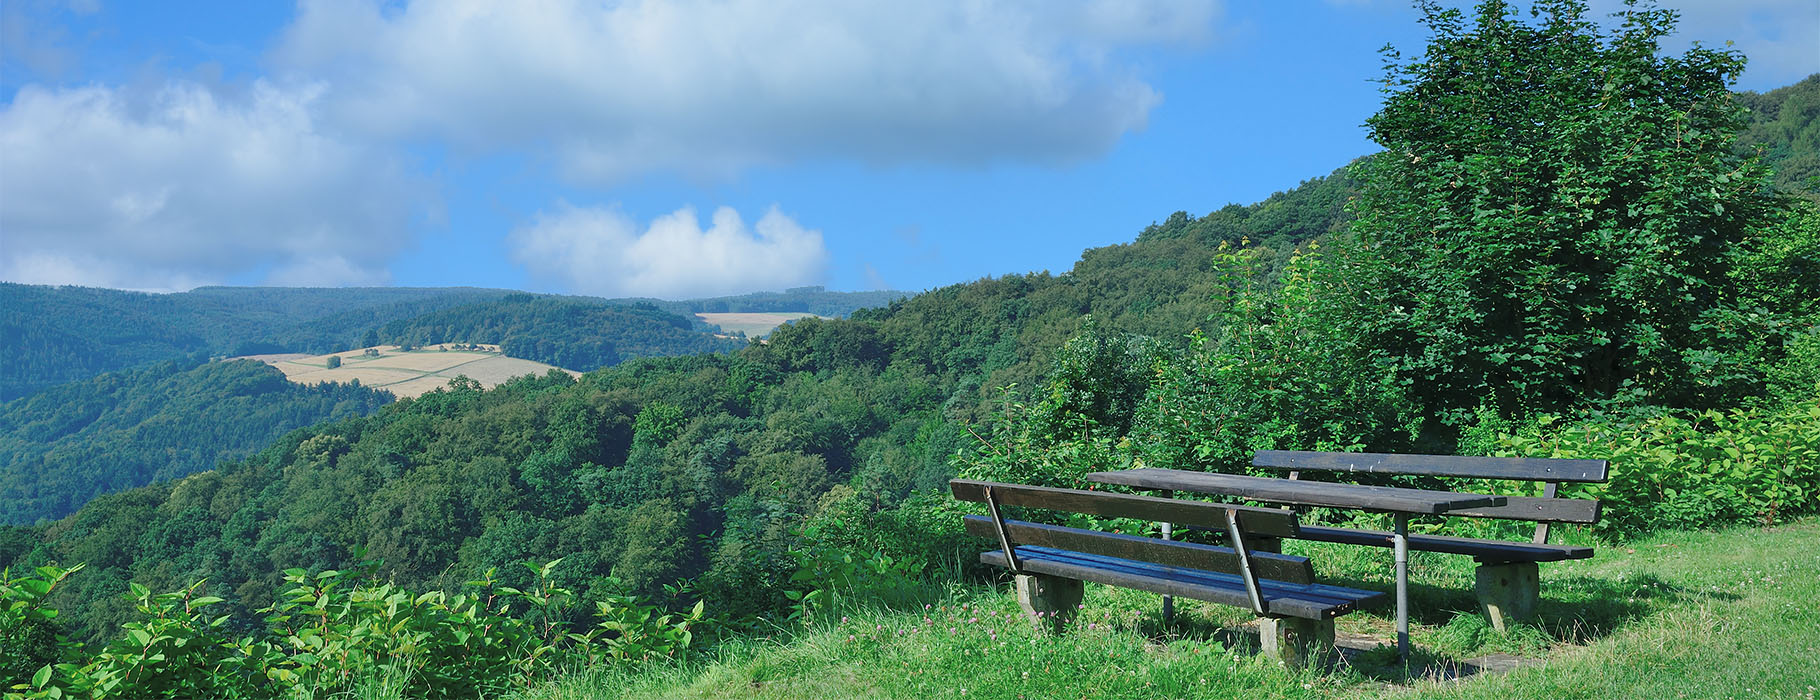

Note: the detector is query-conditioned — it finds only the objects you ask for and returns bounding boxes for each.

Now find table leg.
[1160,490,1174,626]
[1393,511,1410,661]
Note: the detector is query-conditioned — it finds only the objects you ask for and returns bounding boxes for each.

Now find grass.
[502,518,1820,700]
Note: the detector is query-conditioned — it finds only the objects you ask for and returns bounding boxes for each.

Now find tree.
[326,355,342,369]
[1344,0,1781,423]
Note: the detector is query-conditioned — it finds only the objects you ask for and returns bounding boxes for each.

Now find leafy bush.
[2,558,710,699]
[1497,399,1820,538]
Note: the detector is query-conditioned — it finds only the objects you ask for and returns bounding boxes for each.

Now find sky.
[2,1,1815,300]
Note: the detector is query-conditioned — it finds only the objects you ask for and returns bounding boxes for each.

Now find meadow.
[254,346,577,398]
[512,519,1820,700]
[695,313,823,338]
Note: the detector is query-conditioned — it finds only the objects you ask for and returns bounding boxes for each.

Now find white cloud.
[1644,0,1820,88]
[273,0,1220,182]
[510,203,827,299]
[0,80,428,291]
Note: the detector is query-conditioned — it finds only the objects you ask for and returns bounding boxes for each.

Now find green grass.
[506,520,1820,699]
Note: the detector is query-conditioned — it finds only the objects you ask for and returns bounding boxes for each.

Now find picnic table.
[1086,468,1507,658]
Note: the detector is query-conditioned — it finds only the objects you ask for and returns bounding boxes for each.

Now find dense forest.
[2,3,1817,697]
[0,358,391,525]
[373,296,743,371]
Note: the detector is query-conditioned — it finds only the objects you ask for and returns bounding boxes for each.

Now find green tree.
[1346,0,1782,423]
[325,355,341,369]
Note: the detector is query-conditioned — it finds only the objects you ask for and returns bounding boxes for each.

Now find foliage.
[1346,0,1784,424]
[374,295,740,371]
[1127,242,1421,475]
[1497,399,1820,537]
[1,558,707,700]
[1735,74,1820,201]
[0,358,390,525]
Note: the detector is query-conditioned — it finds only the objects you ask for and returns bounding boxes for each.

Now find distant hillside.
[0,285,514,400]
[374,295,744,371]
[1,285,899,400]
[622,287,906,331]
[0,357,390,525]
[1737,74,1820,199]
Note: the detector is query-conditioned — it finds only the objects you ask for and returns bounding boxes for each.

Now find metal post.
[1159,490,1174,625]
[1393,511,1410,660]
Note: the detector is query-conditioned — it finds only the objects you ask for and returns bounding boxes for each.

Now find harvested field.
[257,345,579,398]
[695,312,823,338]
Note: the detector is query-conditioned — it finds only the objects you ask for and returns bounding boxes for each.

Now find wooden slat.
[1294,525,1595,563]
[1252,450,1609,483]
[1448,495,1600,524]
[949,480,1299,538]
[1084,470,1505,514]
[980,547,1383,620]
[961,516,1314,584]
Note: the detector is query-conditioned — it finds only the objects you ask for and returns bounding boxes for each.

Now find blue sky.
[2,1,1815,299]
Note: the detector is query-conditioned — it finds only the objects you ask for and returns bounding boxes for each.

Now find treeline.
[622,287,907,324]
[0,358,392,526]
[374,296,743,371]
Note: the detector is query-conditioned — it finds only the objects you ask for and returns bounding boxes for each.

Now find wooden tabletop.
[1084,468,1507,514]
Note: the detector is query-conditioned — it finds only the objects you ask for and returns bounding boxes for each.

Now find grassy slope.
[516,519,1820,700]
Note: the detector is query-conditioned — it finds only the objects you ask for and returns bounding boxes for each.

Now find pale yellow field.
[695,312,823,338]
[242,345,579,398]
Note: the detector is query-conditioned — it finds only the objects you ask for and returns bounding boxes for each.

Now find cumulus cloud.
[510,203,828,299]
[273,0,1219,182]
[1635,0,1820,87]
[0,80,429,291]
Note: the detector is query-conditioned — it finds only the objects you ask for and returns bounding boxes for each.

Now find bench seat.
[981,545,1383,620]
[1294,525,1594,563]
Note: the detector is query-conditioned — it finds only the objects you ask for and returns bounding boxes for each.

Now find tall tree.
[1347,0,1782,422]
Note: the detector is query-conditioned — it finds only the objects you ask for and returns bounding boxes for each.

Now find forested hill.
[0,285,515,400]
[1,285,901,401]
[373,296,743,371]
[0,358,390,525]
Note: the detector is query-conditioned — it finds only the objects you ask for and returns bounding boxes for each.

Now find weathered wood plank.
[1252,450,1609,483]
[1294,525,1595,563]
[949,479,1299,538]
[961,516,1315,584]
[1083,470,1505,514]
[980,547,1383,620]
[1448,495,1600,524]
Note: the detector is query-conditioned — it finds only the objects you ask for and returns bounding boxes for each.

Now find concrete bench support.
[1475,561,1539,631]
[1258,616,1335,669]
[1015,573,1083,634]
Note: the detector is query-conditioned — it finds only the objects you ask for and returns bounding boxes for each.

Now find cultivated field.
[696,312,823,338]
[243,345,579,398]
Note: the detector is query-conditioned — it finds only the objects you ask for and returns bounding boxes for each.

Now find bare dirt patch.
[696,312,823,338]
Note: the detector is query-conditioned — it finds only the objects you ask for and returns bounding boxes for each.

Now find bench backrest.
[949,479,1314,585]
[1252,450,1608,483]
[1251,450,1607,543]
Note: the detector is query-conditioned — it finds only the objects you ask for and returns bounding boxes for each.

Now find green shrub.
[1497,399,1820,538]
[2,559,710,699]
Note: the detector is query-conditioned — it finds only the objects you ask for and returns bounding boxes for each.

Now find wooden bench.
[949,478,1384,667]
[1250,450,1608,630]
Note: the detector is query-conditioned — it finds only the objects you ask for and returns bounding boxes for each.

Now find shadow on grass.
[1094,568,1727,683]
